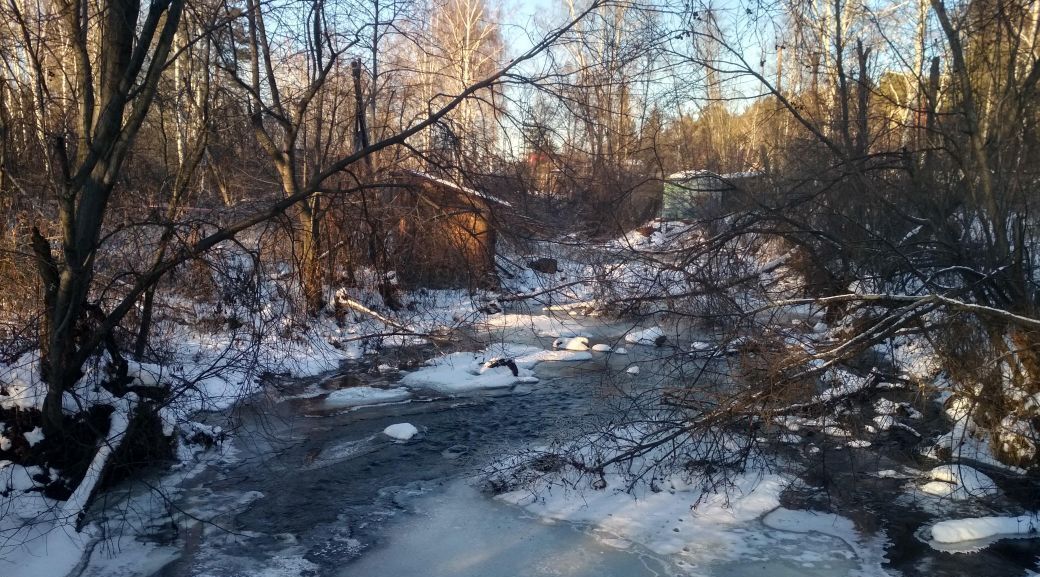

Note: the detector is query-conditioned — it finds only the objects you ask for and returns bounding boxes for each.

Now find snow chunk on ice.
[324,387,411,408]
[626,365,640,375]
[384,423,419,441]
[591,344,612,352]
[553,336,590,351]
[614,347,628,355]
[22,427,44,447]
[847,440,871,448]
[400,345,546,393]
[624,327,665,346]
[515,350,593,366]
[919,465,998,500]
[932,514,1040,544]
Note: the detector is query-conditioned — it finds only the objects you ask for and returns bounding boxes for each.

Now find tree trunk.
[299,198,324,315]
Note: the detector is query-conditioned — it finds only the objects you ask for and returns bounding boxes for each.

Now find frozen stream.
[77,316,881,577]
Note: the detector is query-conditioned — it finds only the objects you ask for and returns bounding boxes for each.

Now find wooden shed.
[385,170,505,289]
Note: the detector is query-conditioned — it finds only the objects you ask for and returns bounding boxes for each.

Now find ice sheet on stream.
[497,470,891,577]
[337,476,892,577]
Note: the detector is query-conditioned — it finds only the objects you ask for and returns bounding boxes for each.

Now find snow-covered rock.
[626,365,640,375]
[515,350,593,366]
[614,347,628,355]
[919,465,998,500]
[324,387,411,408]
[591,344,612,352]
[384,423,419,441]
[553,336,590,351]
[400,344,592,394]
[400,347,533,392]
[822,427,851,438]
[625,327,666,346]
[931,514,1040,544]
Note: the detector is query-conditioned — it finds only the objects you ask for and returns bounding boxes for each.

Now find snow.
[919,465,998,500]
[945,396,976,420]
[501,470,789,560]
[591,344,612,352]
[0,397,137,577]
[624,326,665,346]
[874,398,898,415]
[553,336,590,351]
[384,423,419,441]
[404,169,512,207]
[0,522,98,577]
[515,349,593,366]
[876,469,913,479]
[399,350,531,393]
[931,514,1040,544]
[889,334,942,381]
[667,168,717,180]
[21,427,43,447]
[0,353,44,411]
[814,368,871,402]
[398,342,592,394]
[774,415,838,431]
[626,365,640,375]
[324,387,411,408]
[63,398,133,520]
[614,347,628,355]
[821,426,851,437]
